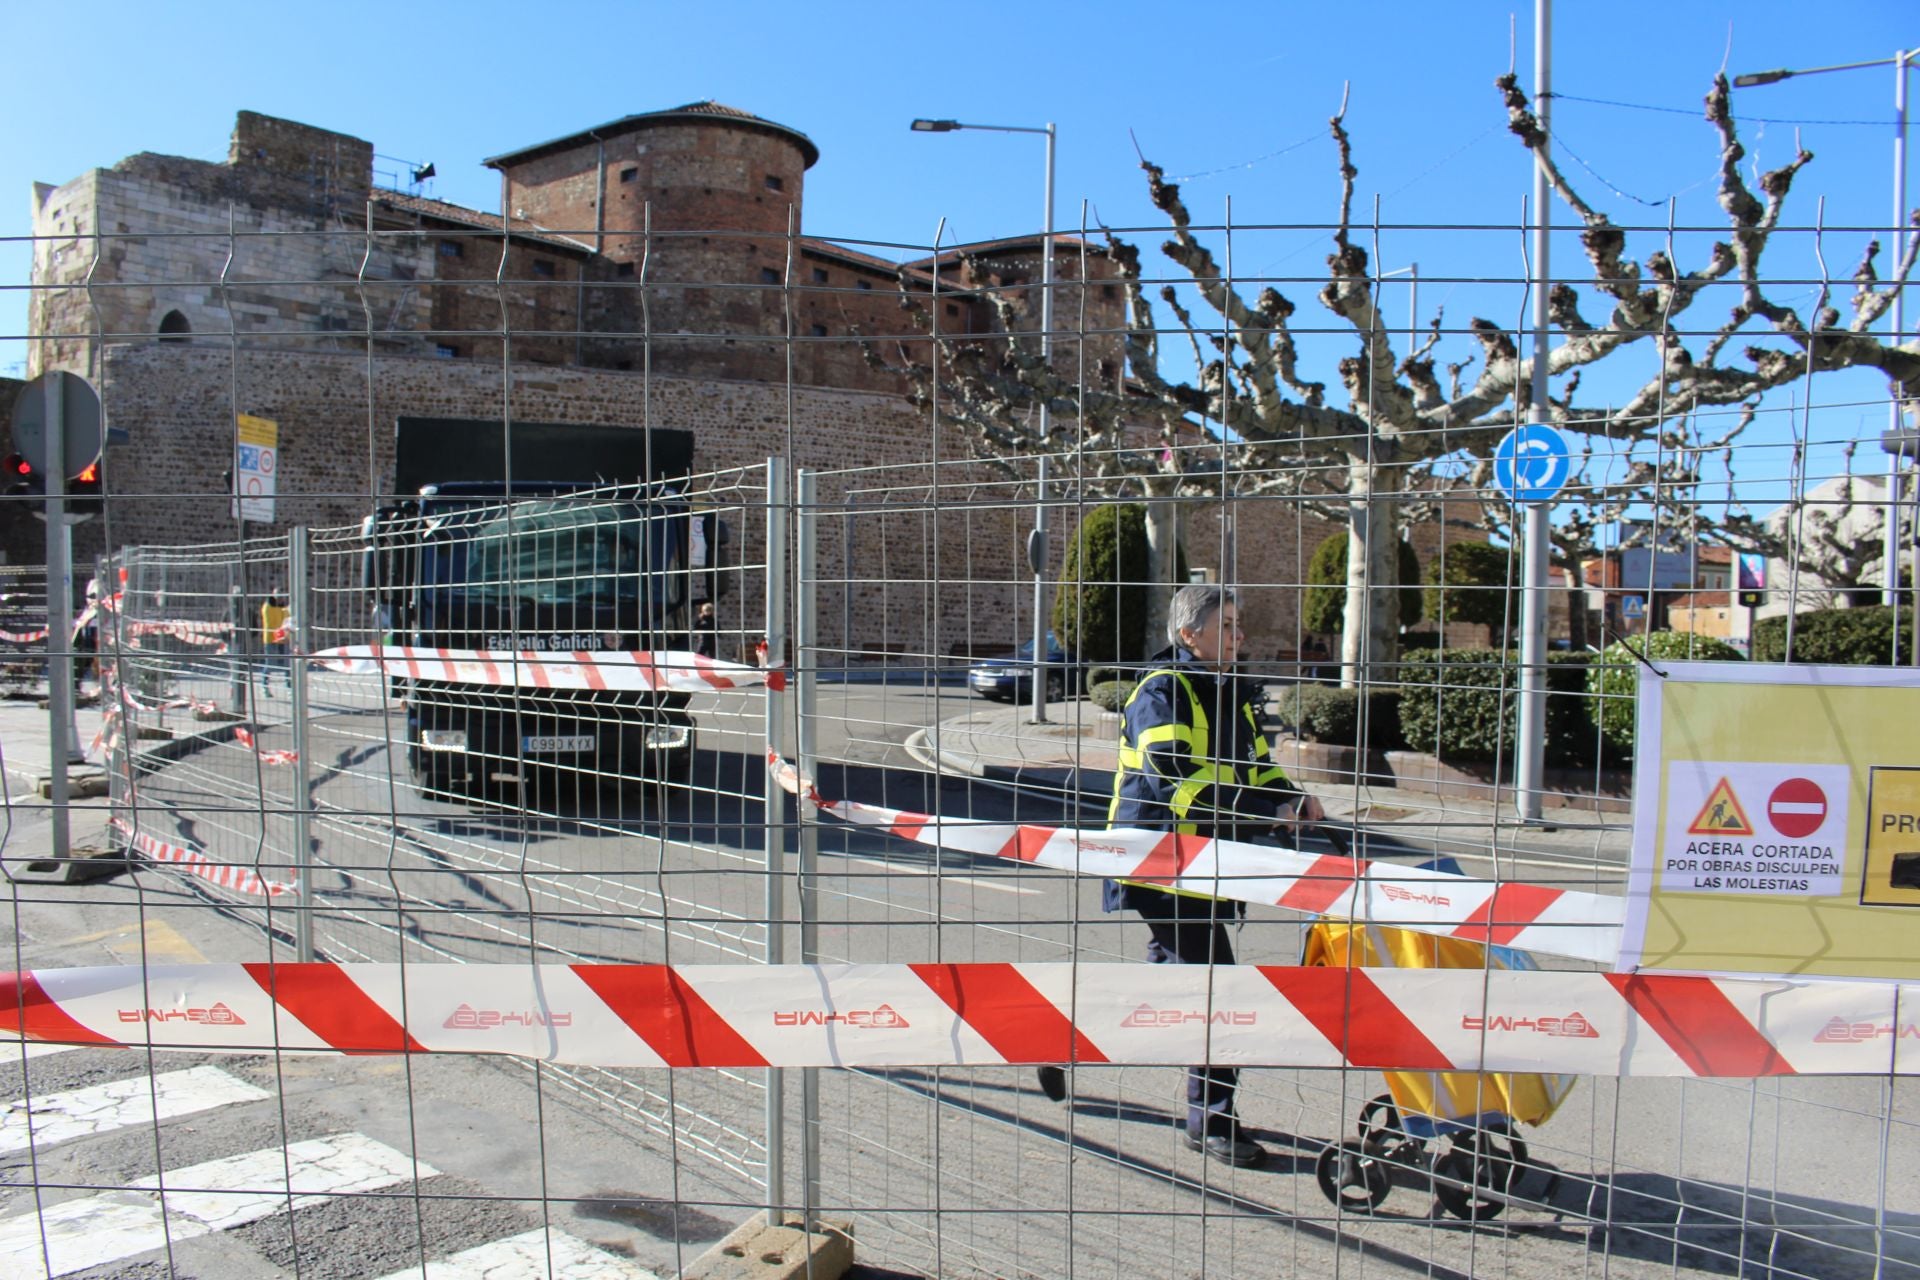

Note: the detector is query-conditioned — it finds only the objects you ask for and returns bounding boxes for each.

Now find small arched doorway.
[158,310,191,343]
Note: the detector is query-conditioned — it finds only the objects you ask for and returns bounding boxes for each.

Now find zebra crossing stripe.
[371,1227,662,1279]
[0,1131,433,1277]
[0,1064,267,1154]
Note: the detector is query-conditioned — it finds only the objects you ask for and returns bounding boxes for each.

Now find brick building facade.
[22,104,1349,653]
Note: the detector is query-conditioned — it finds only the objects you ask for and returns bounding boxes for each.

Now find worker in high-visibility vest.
[259,594,290,693]
[1038,583,1320,1170]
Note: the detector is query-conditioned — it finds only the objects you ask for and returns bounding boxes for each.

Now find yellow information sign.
[1863,766,1920,908]
[1623,662,1920,980]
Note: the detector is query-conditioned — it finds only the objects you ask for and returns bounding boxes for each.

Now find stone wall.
[40,344,1356,657]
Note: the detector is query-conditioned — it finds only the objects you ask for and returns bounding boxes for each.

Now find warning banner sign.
[1661,761,1848,898]
[1625,663,1920,982]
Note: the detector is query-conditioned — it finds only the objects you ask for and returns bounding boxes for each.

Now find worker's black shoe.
[1035,1066,1067,1102]
[1184,1128,1269,1168]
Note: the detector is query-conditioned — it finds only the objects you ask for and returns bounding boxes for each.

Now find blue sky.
[4,0,1914,509]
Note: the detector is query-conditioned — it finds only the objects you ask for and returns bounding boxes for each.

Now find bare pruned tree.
[878,73,1920,676]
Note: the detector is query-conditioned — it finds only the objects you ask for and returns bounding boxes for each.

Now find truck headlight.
[420,730,467,752]
[644,724,691,751]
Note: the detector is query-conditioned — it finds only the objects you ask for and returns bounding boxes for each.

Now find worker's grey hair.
[1167,583,1237,648]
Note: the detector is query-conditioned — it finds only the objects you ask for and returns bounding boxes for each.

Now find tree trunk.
[1340,456,1401,686]
[1142,479,1182,653]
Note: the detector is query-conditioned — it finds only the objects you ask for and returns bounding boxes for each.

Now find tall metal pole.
[289,526,315,962]
[1517,0,1553,822]
[761,458,788,1221]
[1029,123,1057,725]
[794,469,822,1223]
[1886,51,1910,610]
[45,376,71,859]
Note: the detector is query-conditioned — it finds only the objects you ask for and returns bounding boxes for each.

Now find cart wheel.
[1357,1093,1402,1143]
[1430,1128,1530,1222]
[1315,1139,1390,1213]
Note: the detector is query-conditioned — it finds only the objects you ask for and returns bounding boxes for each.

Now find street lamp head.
[1732,69,1794,87]
[910,119,959,133]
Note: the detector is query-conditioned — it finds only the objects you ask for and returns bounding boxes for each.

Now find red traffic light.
[11,457,31,476]
[77,461,98,484]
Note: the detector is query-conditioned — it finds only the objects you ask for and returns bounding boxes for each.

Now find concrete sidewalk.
[0,688,110,801]
[906,694,1635,874]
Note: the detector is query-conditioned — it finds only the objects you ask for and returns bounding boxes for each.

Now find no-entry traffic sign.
[1767,778,1828,839]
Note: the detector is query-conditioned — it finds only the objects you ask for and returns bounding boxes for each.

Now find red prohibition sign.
[1766,778,1827,839]
[256,448,276,476]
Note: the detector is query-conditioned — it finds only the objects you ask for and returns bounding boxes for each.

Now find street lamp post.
[1735,52,1916,622]
[913,117,1058,723]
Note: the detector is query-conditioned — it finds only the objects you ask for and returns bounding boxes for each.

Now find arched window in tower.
[158,310,191,343]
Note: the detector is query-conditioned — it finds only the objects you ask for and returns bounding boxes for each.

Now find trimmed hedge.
[1588,630,1745,758]
[1396,648,1601,768]
[1051,503,1187,665]
[1088,679,1132,713]
[1303,533,1425,636]
[1750,604,1915,665]
[1425,541,1518,644]
[1274,684,1404,749]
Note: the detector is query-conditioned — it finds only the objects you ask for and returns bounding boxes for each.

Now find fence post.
[226,577,246,716]
[45,374,71,859]
[795,468,821,1221]
[289,526,315,962]
[762,458,789,1220]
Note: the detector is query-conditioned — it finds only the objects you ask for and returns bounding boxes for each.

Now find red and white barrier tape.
[124,644,1629,959]
[109,819,297,898]
[0,628,49,644]
[0,961,1910,1078]
[769,753,1623,965]
[312,644,785,693]
[89,707,119,758]
[126,619,234,645]
[232,726,298,766]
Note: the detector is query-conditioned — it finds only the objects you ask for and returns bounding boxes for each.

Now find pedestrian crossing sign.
[1688,777,1754,835]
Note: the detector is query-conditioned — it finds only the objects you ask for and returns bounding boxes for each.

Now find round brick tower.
[487,103,818,379]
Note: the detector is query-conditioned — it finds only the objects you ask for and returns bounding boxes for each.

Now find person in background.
[1037,584,1323,1170]
[260,593,290,693]
[693,599,718,659]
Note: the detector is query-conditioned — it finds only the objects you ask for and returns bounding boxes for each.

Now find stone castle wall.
[33,343,1345,656]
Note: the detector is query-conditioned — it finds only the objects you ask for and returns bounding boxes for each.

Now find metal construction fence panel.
[1,205,1917,1280]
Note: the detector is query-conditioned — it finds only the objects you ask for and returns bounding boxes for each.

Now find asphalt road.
[4,679,1917,1279]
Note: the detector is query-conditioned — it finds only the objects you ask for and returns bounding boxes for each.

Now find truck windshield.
[461,499,674,607]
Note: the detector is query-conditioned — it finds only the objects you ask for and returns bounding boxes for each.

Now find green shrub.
[1303,533,1424,636]
[1088,679,1133,713]
[1588,630,1745,759]
[1750,605,1915,665]
[1051,504,1186,665]
[1425,541,1519,645]
[1397,648,1600,768]
[1274,684,1404,749]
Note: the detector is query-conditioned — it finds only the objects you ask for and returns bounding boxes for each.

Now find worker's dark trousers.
[1133,888,1241,1139]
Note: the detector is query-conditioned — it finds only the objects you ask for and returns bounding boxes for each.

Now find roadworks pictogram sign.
[1688,777,1755,836]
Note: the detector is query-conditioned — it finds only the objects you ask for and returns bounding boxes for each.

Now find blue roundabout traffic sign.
[1493,423,1571,504]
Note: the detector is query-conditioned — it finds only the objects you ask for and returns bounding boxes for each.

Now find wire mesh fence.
[3,179,1918,1280]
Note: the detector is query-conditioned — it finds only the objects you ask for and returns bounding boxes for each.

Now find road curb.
[902,726,983,779]
[904,725,1117,819]
[130,719,243,770]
